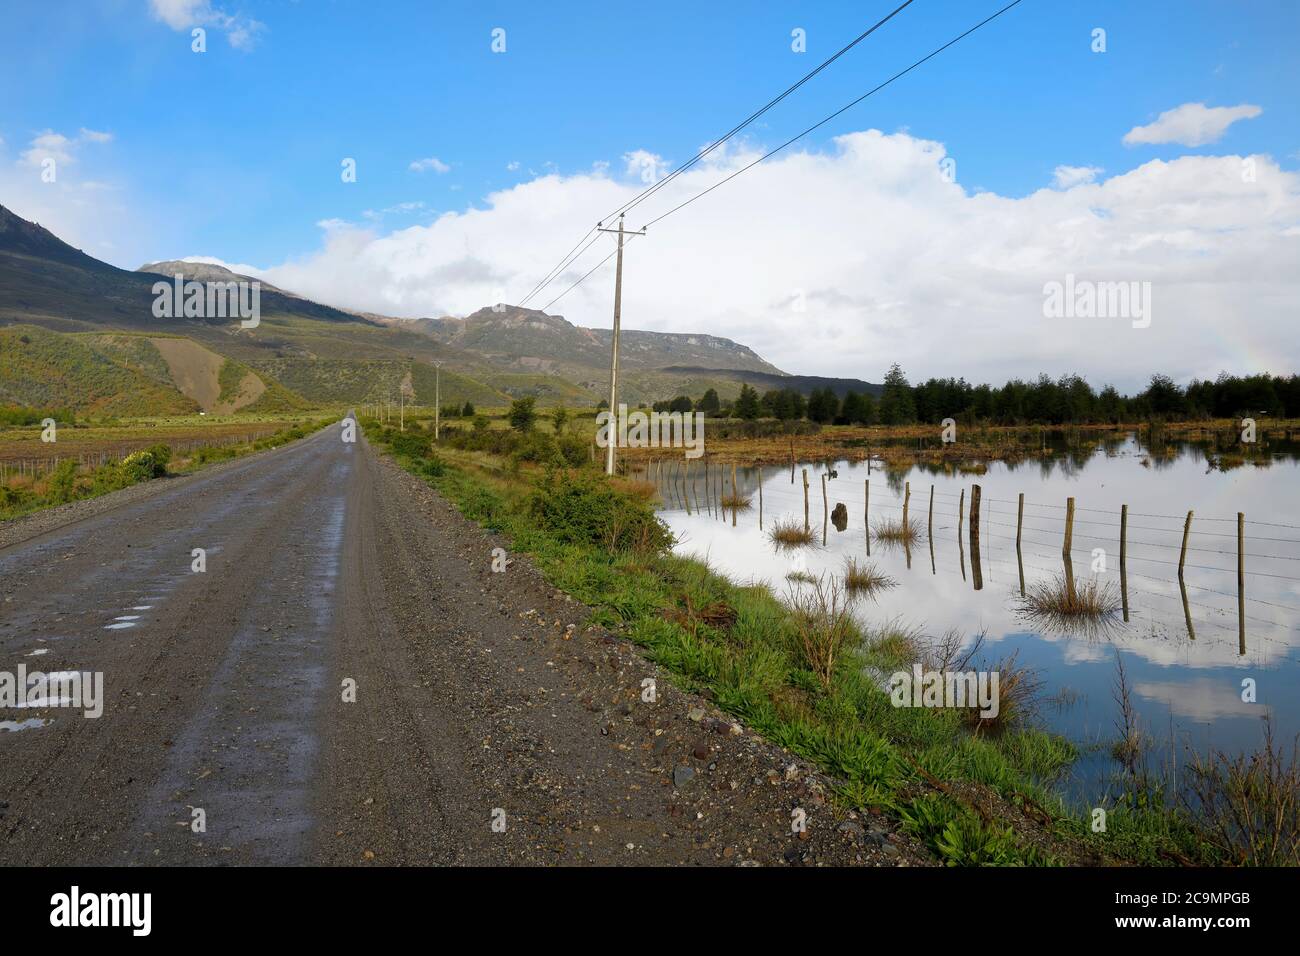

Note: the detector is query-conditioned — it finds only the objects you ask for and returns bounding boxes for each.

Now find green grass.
[365,420,1235,867]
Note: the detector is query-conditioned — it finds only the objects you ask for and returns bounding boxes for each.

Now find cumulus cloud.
[148,0,264,51]
[623,149,669,184]
[199,129,1300,391]
[17,127,112,168]
[1123,102,1262,147]
[409,157,450,174]
[1052,164,1102,188]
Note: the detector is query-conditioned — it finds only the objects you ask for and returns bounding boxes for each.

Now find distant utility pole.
[434,362,442,441]
[597,214,646,476]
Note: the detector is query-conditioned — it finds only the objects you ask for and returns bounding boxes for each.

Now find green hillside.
[0,325,198,415]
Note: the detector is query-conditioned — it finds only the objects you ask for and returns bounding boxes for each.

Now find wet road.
[0,423,908,867]
[0,424,356,864]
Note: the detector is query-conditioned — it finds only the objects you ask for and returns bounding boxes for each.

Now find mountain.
[0,202,852,413]
[400,306,784,376]
[0,202,509,410]
[136,260,296,298]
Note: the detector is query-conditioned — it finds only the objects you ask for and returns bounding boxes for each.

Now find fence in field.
[633,454,1300,656]
[0,429,282,483]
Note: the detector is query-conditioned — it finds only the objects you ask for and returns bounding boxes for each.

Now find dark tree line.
[652,366,1300,426]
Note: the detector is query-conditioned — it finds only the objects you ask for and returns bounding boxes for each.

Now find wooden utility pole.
[598,214,646,476]
[434,362,442,441]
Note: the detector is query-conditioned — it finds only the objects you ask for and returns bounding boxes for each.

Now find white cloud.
[409,157,451,174]
[147,0,264,51]
[17,127,112,167]
[1123,102,1262,147]
[623,149,668,184]
[506,161,520,172]
[1052,164,1102,188]
[194,129,1300,391]
[21,132,75,167]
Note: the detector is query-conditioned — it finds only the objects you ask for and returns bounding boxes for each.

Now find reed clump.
[842,557,896,597]
[1020,574,1120,619]
[871,517,922,546]
[769,517,814,548]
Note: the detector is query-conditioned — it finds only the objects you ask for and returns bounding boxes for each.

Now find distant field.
[0,411,331,471]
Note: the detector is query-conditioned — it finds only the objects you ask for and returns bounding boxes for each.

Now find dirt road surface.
[0,424,922,866]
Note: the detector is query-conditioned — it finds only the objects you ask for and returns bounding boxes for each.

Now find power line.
[636,0,1026,231]
[518,0,920,309]
[611,0,920,222]
[541,0,1026,311]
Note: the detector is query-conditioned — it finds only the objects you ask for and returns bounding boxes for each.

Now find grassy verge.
[0,417,336,522]
[366,418,1239,867]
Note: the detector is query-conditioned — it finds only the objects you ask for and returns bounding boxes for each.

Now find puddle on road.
[0,718,51,732]
[24,648,50,656]
[104,622,136,630]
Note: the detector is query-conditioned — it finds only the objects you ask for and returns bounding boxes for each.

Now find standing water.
[651,432,1300,803]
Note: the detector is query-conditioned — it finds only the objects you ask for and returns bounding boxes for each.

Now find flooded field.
[651,432,1300,804]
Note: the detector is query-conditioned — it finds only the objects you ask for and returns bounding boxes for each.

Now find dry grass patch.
[768,517,814,548]
[1020,574,1120,619]
[842,557,896,597]
[871,517,922,546]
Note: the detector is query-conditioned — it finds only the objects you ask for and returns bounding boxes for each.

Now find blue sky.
[1,1,1297,387]
[3,0,1295,266]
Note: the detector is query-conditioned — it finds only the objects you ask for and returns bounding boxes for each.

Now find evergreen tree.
[877,364,916,425]
[734,384,761,420]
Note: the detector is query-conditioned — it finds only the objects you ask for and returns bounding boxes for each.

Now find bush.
[511,430,560,465]
[509,396,537,432]
[389,430,432,459]
[121,449,166,482]
[422,456,445,478]
[145,444,172,470]
[529,468,673,553]
[47,459,80,504]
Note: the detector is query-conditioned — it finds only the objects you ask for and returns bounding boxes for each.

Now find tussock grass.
[871,516,922,546]
[1020,574,1120,619]
[720,492,752,510]
[841,557,896,597]
[768,517,813,548]
[785,570,817,584]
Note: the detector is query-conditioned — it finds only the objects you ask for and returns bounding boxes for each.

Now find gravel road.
[0,424,923,866]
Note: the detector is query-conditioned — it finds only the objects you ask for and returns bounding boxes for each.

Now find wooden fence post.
[802,468,809,531]
[1238,512,1246,655]
[731,463,738,527]
[1120,504,1129,622]
[1178,510,1194,579]
[928,484,934,540]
